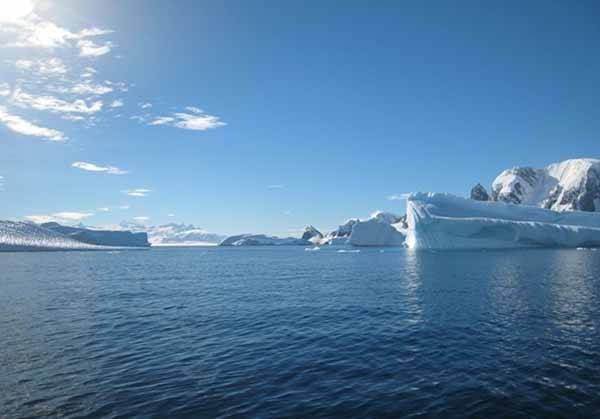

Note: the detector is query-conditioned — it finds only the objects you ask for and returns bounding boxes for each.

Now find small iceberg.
[337,249,361,253]
[305,246,320,252]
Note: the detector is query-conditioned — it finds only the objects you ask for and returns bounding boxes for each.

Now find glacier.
[406,193,600,249]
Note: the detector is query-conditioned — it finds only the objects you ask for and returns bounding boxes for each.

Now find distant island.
[2,158,599,251]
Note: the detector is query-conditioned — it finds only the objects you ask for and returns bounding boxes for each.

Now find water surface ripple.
[1,247,600,418]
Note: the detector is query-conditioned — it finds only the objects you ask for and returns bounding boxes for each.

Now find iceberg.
[347,211,406,246]
[406,193,600,249]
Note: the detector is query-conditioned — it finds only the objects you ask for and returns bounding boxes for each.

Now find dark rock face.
[471,183,490,201]
[301,226,323,241]
[41,223,150,247]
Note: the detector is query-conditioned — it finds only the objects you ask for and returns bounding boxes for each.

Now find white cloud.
[132,216,149,222]
[13,89,103,114]
[110,99,124,108]
[149,116,174,125]
[71,82,113,95]
[2,13,113,50]
[149,109,225,131]
[140,102,152,109]
[0,106,65,141]
[25,211,94,224]
[77,39,113,57]
[97,207,110,212]
[81,67,97,78]
[124,189,151,197]
[0,83,10,96]
[14,58,67,75]
[167,213,175,217]
[268,184,285,189]
[72,161,128,175]
[387,193,412,201]
[119,205,130,210]
[185,106,202,114]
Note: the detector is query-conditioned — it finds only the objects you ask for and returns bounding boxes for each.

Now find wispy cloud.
[132,216,149,222]
[387,193,412,201]
[119,205,130,210]
[97,207,110,212]
[149,108,225,131]
[70,82,113,95]
[12,89,103,115]
[0,106,65,141]
[0,175,4,191]
[124,189,152,197]
[0,83,10,96]
[25,211,94,224]
[140,102,152,109]
[72,161,128,175]
[268,184,285,190]
[2,13,113,51]
[14,57,68,75]
[110,99,124,108]
[77,39,113,57]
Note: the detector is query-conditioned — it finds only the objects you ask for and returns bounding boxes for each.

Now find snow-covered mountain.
[406,192,600,249]
[119,222,225,246]
[479,158,600,212]
[0,221,104,251]
[220,234,311,246]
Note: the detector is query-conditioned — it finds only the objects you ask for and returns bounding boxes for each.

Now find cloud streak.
[149,107,225,131]
[0,106,65,141]
[25,211,94,224]
[72,161,128,175]
[124,188,152,197]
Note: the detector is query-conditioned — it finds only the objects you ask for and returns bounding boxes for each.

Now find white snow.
[406,193,600,249]
[492,158,600,211]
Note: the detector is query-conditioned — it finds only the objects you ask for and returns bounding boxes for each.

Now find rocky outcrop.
[470,183,490,201]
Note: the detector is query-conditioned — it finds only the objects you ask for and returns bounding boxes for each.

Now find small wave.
[305,247,320,252]
[337,249,360,253]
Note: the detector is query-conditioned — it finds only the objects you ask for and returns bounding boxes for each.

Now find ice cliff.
[406,193,600,249]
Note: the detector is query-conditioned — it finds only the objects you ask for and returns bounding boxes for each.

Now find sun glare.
[0,0,34,22]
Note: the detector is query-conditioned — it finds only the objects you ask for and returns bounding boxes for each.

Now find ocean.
[2,246,599,418]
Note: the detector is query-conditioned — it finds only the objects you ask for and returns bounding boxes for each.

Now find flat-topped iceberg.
[406,193,600,249]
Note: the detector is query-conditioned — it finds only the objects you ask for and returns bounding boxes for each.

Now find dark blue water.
[2,247,600,418]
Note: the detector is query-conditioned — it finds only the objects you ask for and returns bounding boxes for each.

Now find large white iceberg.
[347,211,406,246]
[406,193,600,249]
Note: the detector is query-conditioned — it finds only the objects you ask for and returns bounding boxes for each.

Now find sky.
[0,0,599,236]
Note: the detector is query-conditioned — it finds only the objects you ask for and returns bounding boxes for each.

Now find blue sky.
[1,0,599,236]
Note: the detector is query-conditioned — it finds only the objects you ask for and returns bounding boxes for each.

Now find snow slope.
[492,158,600,211]
[406,193,600,249]
[0,221,103,251]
